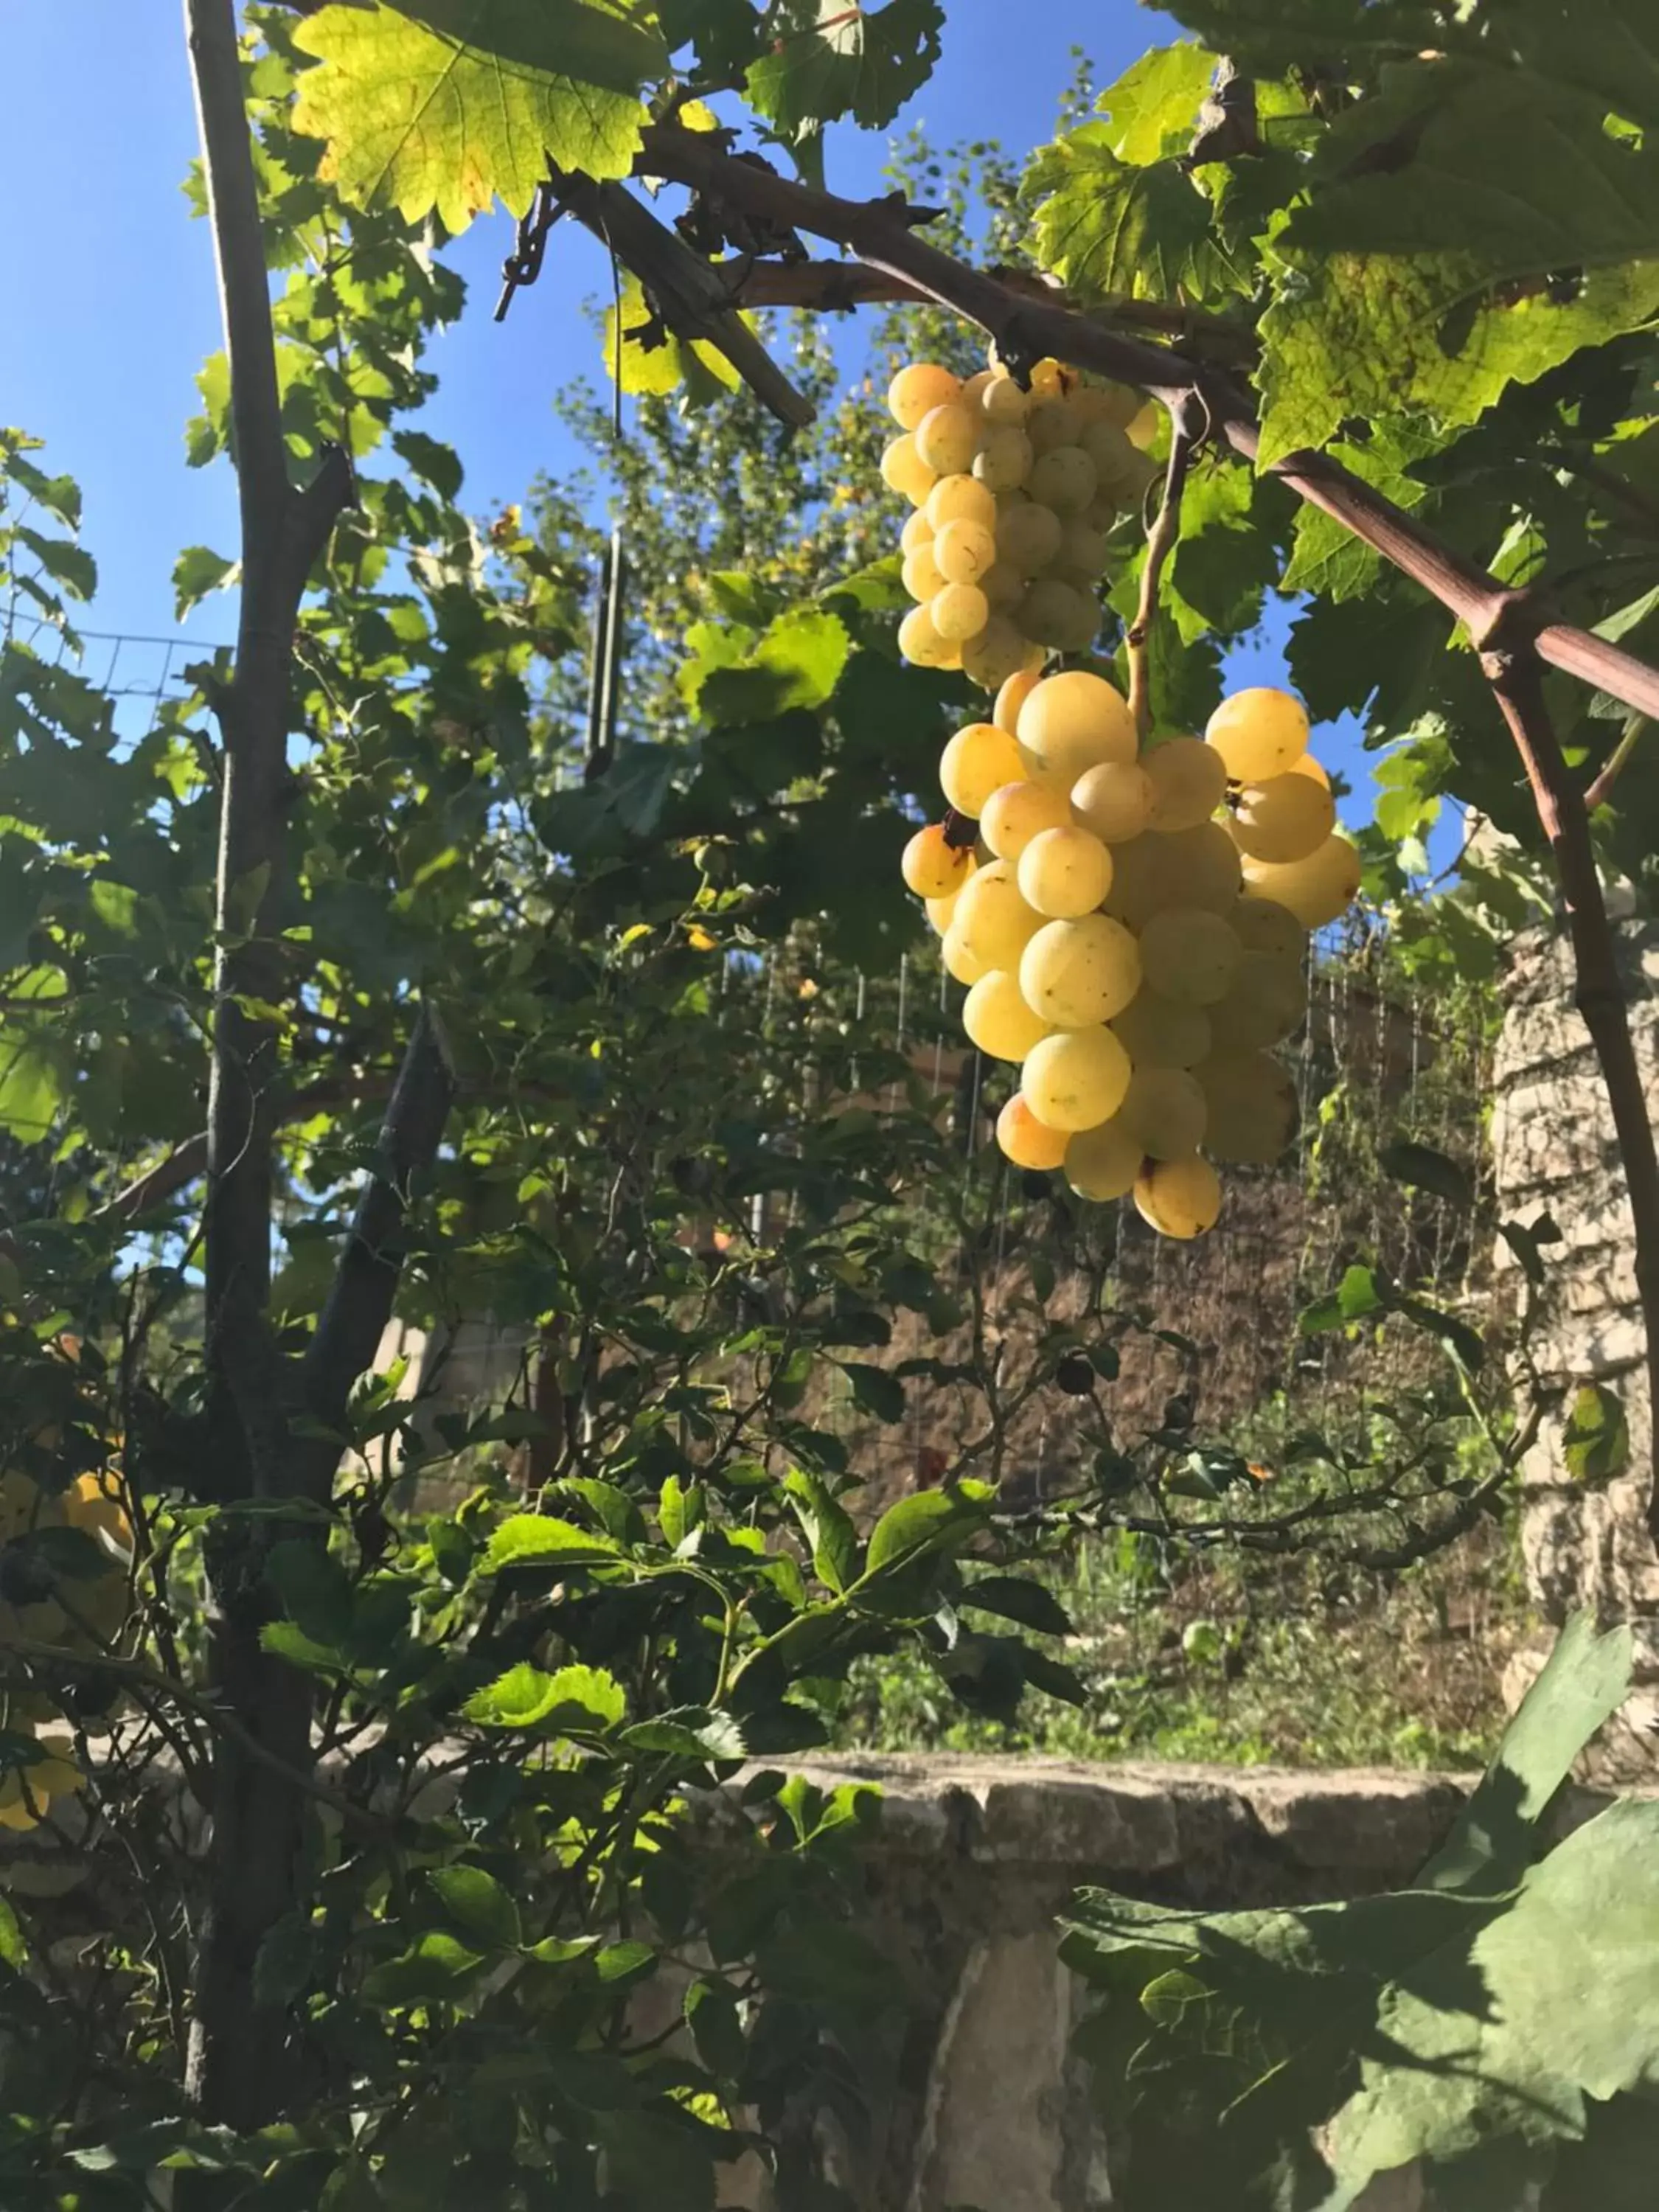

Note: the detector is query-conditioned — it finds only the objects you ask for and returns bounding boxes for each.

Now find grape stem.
[1126,392,1207,743]
[629,119,1659,1546]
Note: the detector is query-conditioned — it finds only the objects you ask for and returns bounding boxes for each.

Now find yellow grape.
[1109,990,1211,1070]
[888,362,961,430]
[1019,580,1097,652]
[1020,913,1141,1027]
[1099,833,1167,929]
[973,425,1034,492]
[1079,419,1149,502]
[959,368,996,410]
[993,668,1045,738]
[964,970,1053,1062]
[982,560,1025,611]
[1207,950,1308,1051]
[1134,1155,1222,1239]
[996,501,1063,577]
[1285,751,1329,789]
[1017,671,1137,781]
[902,544,945,602]
[925,887,961,936]
[981,375,1032,426]
[939,722,1025,817]
[935,518,998,586]
[1127,400,1160,451]
[1196,1049,1298,1165]
[1116,1065,1207,1161]
[1018,824,1113,919]
[1206,687,1310,782]
[1230,773,1337,863]
[1157,821,1243,913]
[1138,906,1242,1006]
[1065,1116,1143,1201]
[1022,1025,1132,1131]
[1027,356,1068,397]
[961,617,1039,692]
[900,509,933,557]
[1027,396,1084,453]
[998,1093,1068,1170]
[1085,493,1121,534]
[1144,737,1228,832]
[880,433,937,507]
[953,858,1044,970]
[1241,835,1361,929]
[1059,518,1109,574]
[915,403,981,476]
[932,582,990,641]
[942,922,988,986]
[1230,894,1306,959]
[926,473,997,532]
[898,604,961,669]
[1072,759,1155,844]
[1028,445,1098,515]
[1074,380,1141,429]
[981,779,1074,862]
[902,823,973,900]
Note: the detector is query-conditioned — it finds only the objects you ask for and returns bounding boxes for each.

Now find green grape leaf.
[600,270,746,401]
[1280,430,1433,603]
[12,527,96,603]
[391,430,465,501]
[745,0,944,141]
[1260,252,1659,467]
[1326,1801,1659,2198]
[1093,41,1219,164]
[1419,1611,1633,1899]
[292,0,664,232]
[172,546,238,621]
[361,1930,484,2006]
[684,608,849,726]
[1029,125,1239,302]
[1563,1384,1632,1486]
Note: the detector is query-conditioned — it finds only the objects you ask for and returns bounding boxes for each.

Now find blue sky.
[4,1,1375,812]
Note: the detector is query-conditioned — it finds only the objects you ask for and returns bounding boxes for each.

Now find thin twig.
[1585,714,1649,812]
[1127,392,1206,742]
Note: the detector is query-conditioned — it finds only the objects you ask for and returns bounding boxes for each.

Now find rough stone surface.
[1495,919,1659,1780]
[687,1756,1588,2210]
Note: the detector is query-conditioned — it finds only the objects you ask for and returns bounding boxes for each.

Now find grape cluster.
[881,352,1159,687]
[900,673,1362,1239]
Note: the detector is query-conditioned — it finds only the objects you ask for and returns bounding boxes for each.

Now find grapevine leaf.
[1093,41,1219,165]
[601,270,747,402]
[1280,429,1433,604]
[686,609,849,726]
[1377,1139,1473,1208]
[172,546,237,621]
[391,430,465,501]
[1028,126,1237,302]
[745,0,944,141]
[1286,59,1659,275]
[1260,253,1659,466]
[1562,1384,1632,1486]
[361,1930,484,2005]
[1326,1802,1659,2197]
[1419,1611,1633,1898]
[13,529,96,603]
[292,1,662,232]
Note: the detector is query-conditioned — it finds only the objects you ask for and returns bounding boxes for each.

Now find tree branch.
[296,1006,456,1500]
[552,170,814,428]
[1127,392,1205,741]
[1585,715,1649,813]
[635,125,1659,721]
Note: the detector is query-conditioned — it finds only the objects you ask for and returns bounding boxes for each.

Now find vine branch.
[1127,392,1206,742]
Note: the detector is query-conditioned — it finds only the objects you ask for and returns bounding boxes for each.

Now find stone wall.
[1493,917,1659,1773]
[682,1753,1476,2211]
